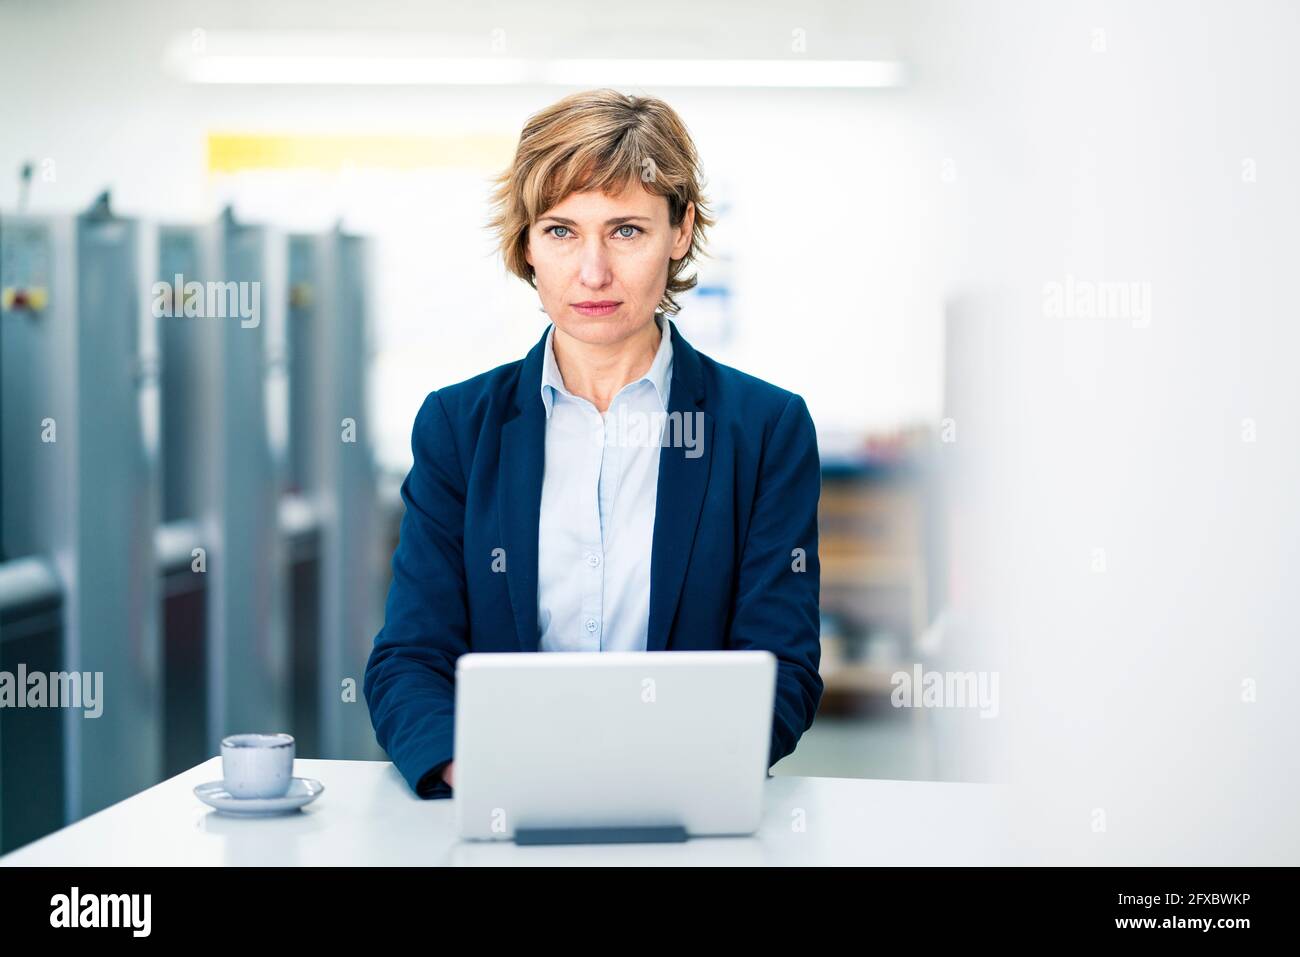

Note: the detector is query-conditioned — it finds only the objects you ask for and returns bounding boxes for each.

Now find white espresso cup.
[221,732,295,799]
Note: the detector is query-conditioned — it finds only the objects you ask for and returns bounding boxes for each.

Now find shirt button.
[585,553,601,567]
[584,617,598,633]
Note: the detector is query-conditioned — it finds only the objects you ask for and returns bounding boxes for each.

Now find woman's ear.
[670,201,695,261]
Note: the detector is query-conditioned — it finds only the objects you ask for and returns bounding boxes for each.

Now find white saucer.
[194,777,324,816]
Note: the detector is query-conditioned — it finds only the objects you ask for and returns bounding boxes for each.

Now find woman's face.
[525,177,694,347]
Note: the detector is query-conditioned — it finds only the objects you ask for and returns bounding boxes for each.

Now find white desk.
[0,758,1008,865]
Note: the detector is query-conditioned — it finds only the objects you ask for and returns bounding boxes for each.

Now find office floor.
[772,711,945,782]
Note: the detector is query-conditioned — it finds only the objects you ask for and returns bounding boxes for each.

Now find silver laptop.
[453,649,777,843]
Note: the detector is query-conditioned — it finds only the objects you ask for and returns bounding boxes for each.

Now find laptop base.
[514,825,689,845]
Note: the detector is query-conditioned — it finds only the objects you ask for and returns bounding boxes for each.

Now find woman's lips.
[572,301,621,317]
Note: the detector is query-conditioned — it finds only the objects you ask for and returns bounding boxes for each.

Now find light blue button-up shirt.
[536,314,674,652]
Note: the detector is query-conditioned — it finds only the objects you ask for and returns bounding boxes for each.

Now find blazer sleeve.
[363,391,469,800]
[729,393,825,768]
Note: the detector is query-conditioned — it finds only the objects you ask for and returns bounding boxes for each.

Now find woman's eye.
[615,225,641,239]
[547,225,570,239]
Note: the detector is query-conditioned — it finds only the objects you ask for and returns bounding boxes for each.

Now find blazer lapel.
[499,325,549,653]
[646,321,713,652]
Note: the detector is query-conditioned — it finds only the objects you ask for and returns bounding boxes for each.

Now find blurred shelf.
[821,661,905,695]
[817,458,930,652]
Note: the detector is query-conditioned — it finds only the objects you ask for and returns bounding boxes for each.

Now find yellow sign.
[207,133,514,173]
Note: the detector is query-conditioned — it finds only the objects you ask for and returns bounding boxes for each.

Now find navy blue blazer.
[363,320,824,798]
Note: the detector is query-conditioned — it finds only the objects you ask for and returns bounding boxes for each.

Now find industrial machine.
[0,199,383,853]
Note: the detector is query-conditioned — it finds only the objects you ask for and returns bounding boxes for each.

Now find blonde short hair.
[488,88,714,317]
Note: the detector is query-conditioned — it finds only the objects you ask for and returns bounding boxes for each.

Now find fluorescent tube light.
[171,50,904,89]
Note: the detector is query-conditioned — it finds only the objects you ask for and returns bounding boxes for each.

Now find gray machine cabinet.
[0,206,162,824]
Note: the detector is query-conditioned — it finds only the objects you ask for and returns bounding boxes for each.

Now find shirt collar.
[539,314,674,418]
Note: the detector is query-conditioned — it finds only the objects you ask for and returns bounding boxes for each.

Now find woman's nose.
[578,240,612,288]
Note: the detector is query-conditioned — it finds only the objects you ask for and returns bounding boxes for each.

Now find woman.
[364,89,823,799]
